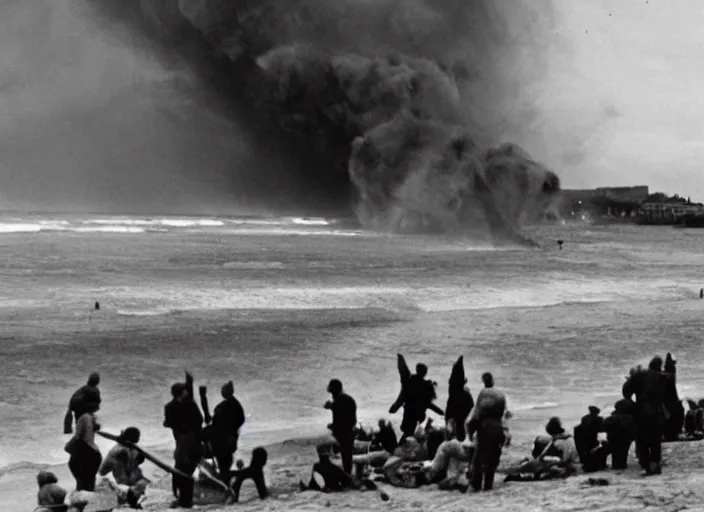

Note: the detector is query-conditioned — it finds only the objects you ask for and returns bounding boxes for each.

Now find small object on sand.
[379,491,390,501]
[557,239,564,250]
[586,477,609,486]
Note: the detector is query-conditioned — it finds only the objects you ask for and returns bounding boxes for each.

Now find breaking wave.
[0,215,350,236]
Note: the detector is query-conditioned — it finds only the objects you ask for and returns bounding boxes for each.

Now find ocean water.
[2,213,704,475]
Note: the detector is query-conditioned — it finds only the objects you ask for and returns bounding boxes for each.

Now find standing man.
[324,379,357,475]
[164,374,204,508]
[211,380,246,485]
[623,356,666,475]
[467,372,507,492]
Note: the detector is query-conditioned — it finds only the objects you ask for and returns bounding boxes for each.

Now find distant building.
[558,186,650,219]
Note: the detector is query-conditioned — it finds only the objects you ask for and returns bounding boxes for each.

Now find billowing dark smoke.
[82,0,561,237]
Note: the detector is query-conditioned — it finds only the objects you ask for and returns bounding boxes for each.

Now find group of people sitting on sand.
[35,351,703,510]
[37,371,265,511]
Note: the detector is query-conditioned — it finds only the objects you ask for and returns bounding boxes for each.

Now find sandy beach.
[9,435,704,511]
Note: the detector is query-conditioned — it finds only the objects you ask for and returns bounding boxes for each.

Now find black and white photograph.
[2,1,704,510]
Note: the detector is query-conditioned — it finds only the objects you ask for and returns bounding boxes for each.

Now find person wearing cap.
[623,356,666,475]
[163,372,204,508]
[211,380,246,484]
[63,372,101,434]
[324,379,357,475]
[467,372,507,492]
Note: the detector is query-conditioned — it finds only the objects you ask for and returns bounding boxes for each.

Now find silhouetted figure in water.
[95,302,100,311]
[324,379,357,475]
[467,372,507,492]
[604,399,637,470]
[164,374,203,508]
[557,240,564,250]
[211,380,246,485]
[231,447,269,502]
[64,372,101,434]
[574,406,607,472]
[392,363,444,440]
[445,356,474,442]
[65,400,102,492]
[663,353,684,442]
[623,356,666,475]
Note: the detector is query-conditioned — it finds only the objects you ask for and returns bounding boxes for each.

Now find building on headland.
[558,186,650,221]
[556,185,704,225]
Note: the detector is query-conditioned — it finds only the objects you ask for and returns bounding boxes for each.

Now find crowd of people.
[35,351,703,511]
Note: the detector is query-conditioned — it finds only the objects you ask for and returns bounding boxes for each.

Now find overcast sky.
[548,0,704,197]
[0,0,703,211]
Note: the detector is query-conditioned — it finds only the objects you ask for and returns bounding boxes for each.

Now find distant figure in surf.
[211,380,246,485]
[98,426,149,509]
[467,372,507,492]
[63,372,101,434]
[445,356,474,442]
[65,400,102,492]
[623,356,666,475]
[663,353,685,442]
[164,373,204,508]
[324,379,357,475]
[36,471,67,510]
[390,363,444,441]
[95,301,100,311]
[557,240,564,250]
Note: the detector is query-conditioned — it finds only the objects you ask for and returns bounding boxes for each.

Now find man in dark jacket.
[324,379,357,475]
[391,363,444,440]
[164,373,204,508]
[574,406,607,472]
[604,399,637,470]
[623,356,666,475]
[467,372,507,492]
[211,380,246,484]
[64,373,101,434]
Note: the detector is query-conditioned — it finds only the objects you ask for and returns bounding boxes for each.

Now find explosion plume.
[88,0,562,241]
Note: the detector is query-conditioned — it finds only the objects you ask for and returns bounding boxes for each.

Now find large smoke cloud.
[72,0,562,239]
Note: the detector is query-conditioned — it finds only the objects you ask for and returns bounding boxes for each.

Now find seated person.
[505,417,579,481]
[574,406,608,473]
[98,427,149,509]
[684,399,704,437]
[424,431,474,490]
[371,419,398,454]
[300,447,354,492]
[37,471,68,512]
[230,447,269,502]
